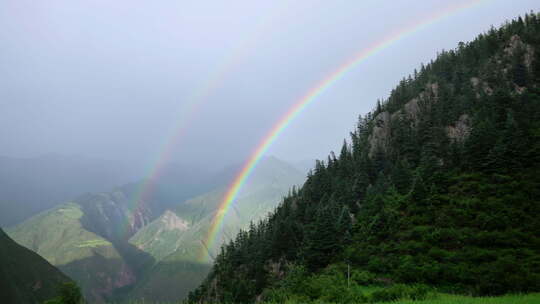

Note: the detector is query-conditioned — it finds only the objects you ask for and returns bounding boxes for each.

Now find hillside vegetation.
[0,228,72,304]
[6,202,139,303]
[189,13,540,303]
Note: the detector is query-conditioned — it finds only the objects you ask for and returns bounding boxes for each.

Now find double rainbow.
[199,0,487,262]
[123,2,291,237]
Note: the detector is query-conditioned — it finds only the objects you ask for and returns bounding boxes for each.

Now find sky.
[1,0,538,171]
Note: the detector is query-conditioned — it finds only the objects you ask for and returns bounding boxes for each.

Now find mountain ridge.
[0,228,73,304]
[6,156,305,303]
[189,13,540,303]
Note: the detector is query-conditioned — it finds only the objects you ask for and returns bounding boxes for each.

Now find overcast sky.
[1,0,538,170]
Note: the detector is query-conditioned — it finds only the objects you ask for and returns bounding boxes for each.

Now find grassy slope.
[6,202,133,302]
[7,202,116,264]
[393,293,540,304]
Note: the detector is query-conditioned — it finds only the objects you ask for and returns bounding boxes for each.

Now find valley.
[5,157,305,302]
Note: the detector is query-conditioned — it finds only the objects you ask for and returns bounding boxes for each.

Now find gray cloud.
[1,0,538,170]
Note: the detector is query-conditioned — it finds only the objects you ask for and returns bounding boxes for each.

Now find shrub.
[303,273,367,303]
[43,282,84,304]
[369,284,432,303]
[58,282,84,304]
[351,270,377,285]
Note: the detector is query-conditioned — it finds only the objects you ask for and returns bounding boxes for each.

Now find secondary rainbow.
[120,3,291,237]
[199,0,488,261]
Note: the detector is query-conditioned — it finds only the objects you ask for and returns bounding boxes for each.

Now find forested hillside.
[190,14,540,303]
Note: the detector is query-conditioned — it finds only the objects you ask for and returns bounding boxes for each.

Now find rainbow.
[121,2,291,237]
[199,0,488,261]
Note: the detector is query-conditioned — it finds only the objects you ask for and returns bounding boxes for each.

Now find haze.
[1,0,537,170]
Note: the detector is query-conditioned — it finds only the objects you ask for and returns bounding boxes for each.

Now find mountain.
[0,228,72,304]
[190,14,540,303]
[131,157,305,260]
[126,157,306,302]
[0,154,143,227]
[6,157,304,303]
[291,158,318,175]
[5,185,158,303]
[0,154,219,228]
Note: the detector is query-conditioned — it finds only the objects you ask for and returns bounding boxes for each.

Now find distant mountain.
[0,228,72,304]
[138,161,221,210]
[290,158,317,175]
[0,154,220,227]
[126,157,305,302]
[0,154,143,226]
[190,14,540,303]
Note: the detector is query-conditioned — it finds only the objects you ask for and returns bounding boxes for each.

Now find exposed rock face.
[371,82,440,156]
[429,82,439,97]
[266,259,287,281]
[368,111,391,157]
[368,81,474,156]
[161,210,190,231]
[129,209,193,259]
[470,77,493,97]
[505,34,535,68]
[446,114,471,142]
[79,191,155,241]
[129,204,153,235]
[403,97,420,119]
[391,82,439,121]
[503,34,535,94]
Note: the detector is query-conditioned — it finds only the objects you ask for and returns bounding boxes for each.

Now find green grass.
[390,293,540,304]
[76,239,112,248]
[56,205,84,219]
[107,293,540,304]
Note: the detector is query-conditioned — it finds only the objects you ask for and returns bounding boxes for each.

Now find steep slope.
[0,228,72,304]
[77,186,159,241]
[6,200,142,303]
[190,14,540,303]
[127,157,306,302]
